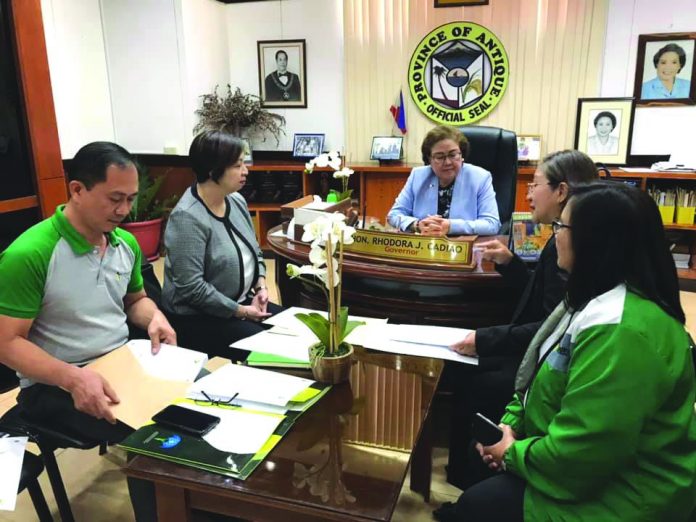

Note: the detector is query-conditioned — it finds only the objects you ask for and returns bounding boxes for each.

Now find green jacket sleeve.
[504,324,671,501]
[500,392,526,435]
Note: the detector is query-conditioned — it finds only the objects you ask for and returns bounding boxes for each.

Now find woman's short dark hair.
[189,130,245,184]
[539,149,599,193]
[421,126,470,164]
[68,141,135,189]
[593,111,616,130]
[653,43,687,72]
[564,182,684,324]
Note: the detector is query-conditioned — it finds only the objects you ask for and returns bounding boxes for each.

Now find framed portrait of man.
[258,39,307,108]
[574,98,635,166]
[633,32,696,106]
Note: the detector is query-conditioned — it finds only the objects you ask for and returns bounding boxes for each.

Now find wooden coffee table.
[123,348,443,521]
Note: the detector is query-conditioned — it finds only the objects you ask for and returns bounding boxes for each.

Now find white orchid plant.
[304,151,355,202]
[287,213,364,358]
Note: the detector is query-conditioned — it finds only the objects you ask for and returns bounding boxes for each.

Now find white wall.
[46,0,691,158]
[178,0,230,148]
[100,0,188,154]
[225,0,344,152]
[41,0,114,158]
[600,0,696,156]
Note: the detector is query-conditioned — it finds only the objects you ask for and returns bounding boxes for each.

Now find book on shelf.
[510,212,552,262]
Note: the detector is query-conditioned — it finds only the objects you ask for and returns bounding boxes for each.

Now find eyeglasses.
[193,391,239,407]
[527,182,550,193]
[551,219,572,234]
[431,151,462,164]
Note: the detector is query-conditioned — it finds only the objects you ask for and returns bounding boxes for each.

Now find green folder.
[246,351,310,369]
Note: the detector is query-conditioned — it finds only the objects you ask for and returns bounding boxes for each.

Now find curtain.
[343,0,609,163]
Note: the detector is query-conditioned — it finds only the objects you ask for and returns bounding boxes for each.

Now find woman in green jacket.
[448,182,696,521]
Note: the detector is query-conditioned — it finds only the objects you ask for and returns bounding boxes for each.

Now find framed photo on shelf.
[257,39,307,108]
[370,136,403,161]
[574,97,635,166]
[434,0,488,6]
[516,135,541,162]
[240,138,253,165]
[633,32,696,106]
[292,133,324,159]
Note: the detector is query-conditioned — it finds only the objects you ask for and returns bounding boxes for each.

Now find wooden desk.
[123,348,443,521]
[268,227,517,328]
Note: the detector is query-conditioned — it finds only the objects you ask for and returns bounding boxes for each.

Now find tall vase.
[309,343,354,384]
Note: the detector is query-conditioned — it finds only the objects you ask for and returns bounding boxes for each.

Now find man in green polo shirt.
[0,142,175,519]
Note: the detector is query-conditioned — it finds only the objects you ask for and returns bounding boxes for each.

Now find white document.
[388,324,472,348]
[263,306,387,334]
[179,403,283,455]
[231,330,313,362]
[357,324,479,365]
[127,340,208,383]
[187,363,315,407]
[0,436,28,511]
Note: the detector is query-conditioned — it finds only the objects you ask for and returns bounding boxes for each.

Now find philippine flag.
[389,90,407,134]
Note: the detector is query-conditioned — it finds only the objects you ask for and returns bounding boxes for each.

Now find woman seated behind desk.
[162,130,282,359]
[387,126,500,236]
[440,182,696,522]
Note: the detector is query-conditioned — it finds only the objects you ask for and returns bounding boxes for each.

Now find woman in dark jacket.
[444,150,599,490]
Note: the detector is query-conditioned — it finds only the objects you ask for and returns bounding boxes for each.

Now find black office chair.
[1,396,108,522]
[17,450,53,521]
[460,125,518,233]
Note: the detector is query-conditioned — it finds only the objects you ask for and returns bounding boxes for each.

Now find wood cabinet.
[0,0,67,249]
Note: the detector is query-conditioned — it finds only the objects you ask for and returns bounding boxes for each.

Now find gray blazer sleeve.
[164,209,240,318]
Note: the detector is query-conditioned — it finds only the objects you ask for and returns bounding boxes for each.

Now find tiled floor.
[2,258,696,521]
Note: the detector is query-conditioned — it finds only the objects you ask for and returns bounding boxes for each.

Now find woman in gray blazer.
[162,130,281,359]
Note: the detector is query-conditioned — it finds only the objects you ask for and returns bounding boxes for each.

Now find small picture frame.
[434,0,488,6]
[574,97,636,166]
[370,136,403,161]
[516,135,541,162]
[633,32,696,106]
[292,134,325,159]
[257,39,307,108]
[241,138,253,165]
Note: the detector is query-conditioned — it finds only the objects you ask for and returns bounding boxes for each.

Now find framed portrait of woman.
[574,98,635,166]
[633,32,696,106]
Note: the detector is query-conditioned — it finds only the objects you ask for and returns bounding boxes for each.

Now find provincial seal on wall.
[408,22,509,125]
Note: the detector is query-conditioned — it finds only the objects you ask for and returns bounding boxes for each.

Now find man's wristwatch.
[255,285,267,292]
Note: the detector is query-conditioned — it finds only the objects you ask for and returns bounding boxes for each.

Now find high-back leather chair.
[460,125,518,232]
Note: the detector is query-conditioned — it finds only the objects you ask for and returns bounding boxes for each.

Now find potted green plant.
[194,84,286,145]
[286,213,364,383]
[120,166,178,261]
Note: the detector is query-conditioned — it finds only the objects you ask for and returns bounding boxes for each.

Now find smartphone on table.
[472,412,503,446]
[152,405,220,436]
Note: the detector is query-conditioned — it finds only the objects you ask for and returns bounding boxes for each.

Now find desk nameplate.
[345,229,476,269]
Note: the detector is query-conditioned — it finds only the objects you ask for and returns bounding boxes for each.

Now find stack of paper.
[0,435,28,512]
[187,363,320,411]
[355,324,479,365]
[127,340,208,382]
[233,306,388,367]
